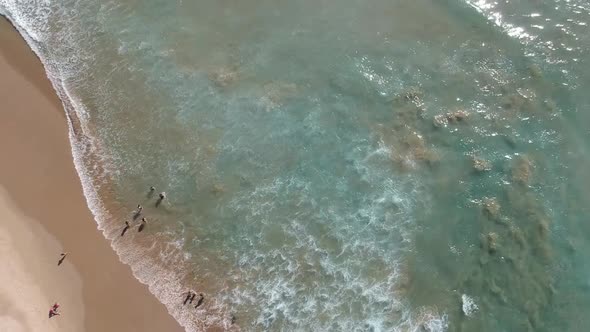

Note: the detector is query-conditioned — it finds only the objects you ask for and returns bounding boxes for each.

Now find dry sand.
[0,17,184,332]
[0,186,85,332]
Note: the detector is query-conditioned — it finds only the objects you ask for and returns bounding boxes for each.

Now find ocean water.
[1,0,590,331]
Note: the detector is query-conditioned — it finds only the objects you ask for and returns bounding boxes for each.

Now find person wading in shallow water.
[183,290,194,305]
[189,292,196,304]
[156,192,166,207]
[133,204,143,220]
[138,217,147,232]
[121,221,131,236]
[148,186,156,198]
[194,293,204,308]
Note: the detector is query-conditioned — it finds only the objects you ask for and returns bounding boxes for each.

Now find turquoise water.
[2,0,590,330]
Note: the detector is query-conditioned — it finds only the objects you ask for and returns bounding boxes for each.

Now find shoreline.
[0,16,184,332]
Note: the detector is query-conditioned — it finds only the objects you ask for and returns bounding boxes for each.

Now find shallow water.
[1,0,590,330]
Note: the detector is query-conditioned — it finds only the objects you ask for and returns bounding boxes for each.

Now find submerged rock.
[396,86,423,104]
[472,156,492,172]
[528,64,543,79]
[446,110,469,123]
[390,130,439,170]
[480,232,499,254]
[433,110,469,127]
[486,232,499,253]
[433,114,448,128]
[208,67,238,87]
[483,197,501,219]
[509,225,526,249]
[210,184,225,195]
[511,155,533,185]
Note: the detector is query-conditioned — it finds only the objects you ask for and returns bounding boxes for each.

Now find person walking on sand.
[57,253,68,266]
[49,303,60,318]
[189,292,196,304]
[49,308,60,318]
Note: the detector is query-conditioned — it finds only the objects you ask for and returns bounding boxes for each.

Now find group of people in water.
[48,186,237,325]
[183,290,205,308]
[181,290,237,325]
[122,186,166,236]
[120,186,237,326]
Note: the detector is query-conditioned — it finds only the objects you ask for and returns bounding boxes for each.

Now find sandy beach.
[0,16,183,332]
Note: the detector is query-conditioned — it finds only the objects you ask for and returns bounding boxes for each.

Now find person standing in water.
[138,217,147,232]
[148,186,156,198]
[183,290,194,305]
[121,221,131,236]
[156,192,166,207]
[194,293,204,308]
[133,204,143,220]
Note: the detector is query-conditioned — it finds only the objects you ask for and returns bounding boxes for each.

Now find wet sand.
[0,16,184,332]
